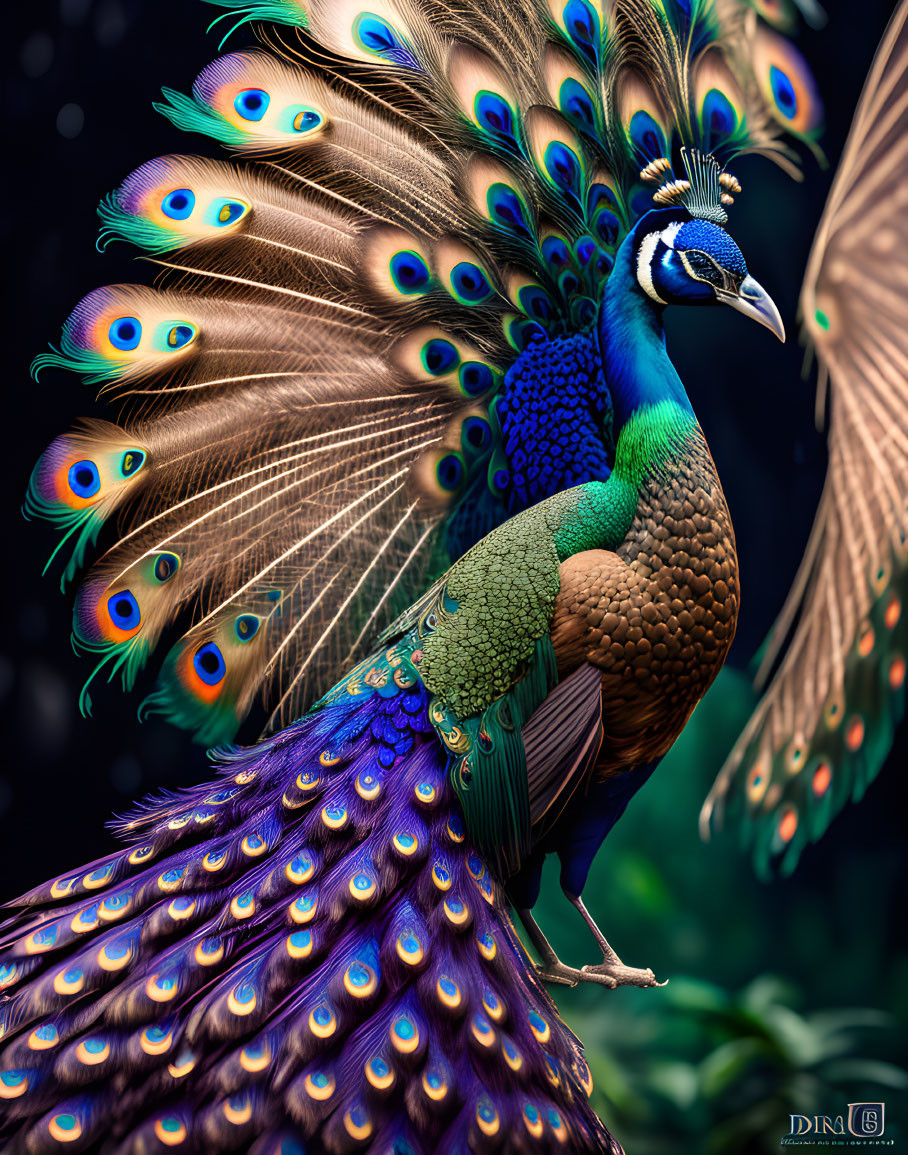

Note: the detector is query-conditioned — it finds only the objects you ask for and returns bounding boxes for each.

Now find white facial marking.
[636,231,665,303]
[636,221,684,303]
[661,221,683,249]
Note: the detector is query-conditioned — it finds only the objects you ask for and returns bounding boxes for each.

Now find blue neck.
[598,212,695,431]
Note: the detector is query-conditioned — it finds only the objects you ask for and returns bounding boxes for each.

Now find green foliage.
[571,975,906,1154]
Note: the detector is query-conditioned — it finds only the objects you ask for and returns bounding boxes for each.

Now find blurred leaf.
[662,976,728,1014]
[648,1060,699,1110]
[741,974,800,1014]
[809,1008,893,1036]
[763,1004,827,1066]
[699,1037,772,1098]
[821,1058,908,1088]
[613,850,672,914]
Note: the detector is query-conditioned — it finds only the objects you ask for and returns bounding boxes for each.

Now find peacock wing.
[701,1,908,876]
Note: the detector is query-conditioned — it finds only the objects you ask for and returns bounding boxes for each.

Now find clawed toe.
[581,962,667,989]
[534,958,667,990]
[534,962,581,988]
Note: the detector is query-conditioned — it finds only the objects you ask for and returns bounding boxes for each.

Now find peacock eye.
[108,317,142,351]
[292,108,322,133]
[436,453,464,491]
[390,250,430,294]
[450,261,492,304]
[211,199,250,228]
[120,449,146,478]
[153,553,181,583]
[234,614,260,642]
[167,324,196,350]
[769,65,797,120]
[234,89,270,122]
[563,0,599,53]
[68,459,100,498]
[678,248,738,291]
[421,339,459,375]
[459,362,493,396]
[559,78,595,128]
[487,184,529,233]
[474,91,514,137]
[543,142,581,194]
[461,416,491,451]
[107,590,141,632]
[193,643,226,686]
[161,189,195,220]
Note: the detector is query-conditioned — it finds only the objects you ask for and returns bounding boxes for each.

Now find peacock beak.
[715,275,785,343]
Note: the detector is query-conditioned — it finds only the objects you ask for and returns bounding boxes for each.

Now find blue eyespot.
[234,614,260,642]
[474,91,514,138]
[558,270,580,298]
[627,110,666,161]
[594,209,620,248]
[574,237,596,266]
[450,262,492,304]
[166,324,195,350]
[702,88,738,136]
[120,449,145,478]
[107,590,141,632]
[353,14,418,67]
[588,183,619,214]
[68,460,100,499]
[508,317,547,351]
[234,89,270,122]
[153,553,180,583]
[543,142,581,195]
[769,66,797,120]
[421,339,459,375]
[292,108,322,133]
[563,0,600,60]
[390,250,430,294]
[559,79,595,129]
[108,317,141,351]
[519,285,554,323]
[487,184,529,233]
[211,199,249,227]
[542,236,571,270]
[461,416,491,452]
[459,362,493,397]
[193,643,226,686]
[436,454,464,491]
[161,189,195,220]
[572,296,597,327]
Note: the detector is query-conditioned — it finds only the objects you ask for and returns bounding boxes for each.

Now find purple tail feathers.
[0,640,619,1154]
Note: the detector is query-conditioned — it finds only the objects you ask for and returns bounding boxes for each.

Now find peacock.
[2,0,906,1150]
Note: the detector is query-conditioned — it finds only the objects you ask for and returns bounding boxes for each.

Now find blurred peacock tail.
[0,634,617,1153]
[701,2,908,876]
[6,0,908,1149]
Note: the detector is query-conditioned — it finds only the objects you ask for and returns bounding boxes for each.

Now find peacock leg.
[515,908,620,988]
[568,894,667,989]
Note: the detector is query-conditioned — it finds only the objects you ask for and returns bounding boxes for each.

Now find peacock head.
[632,150,785,342]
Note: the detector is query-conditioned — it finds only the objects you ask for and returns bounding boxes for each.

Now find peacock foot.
[534,961,640,989]
[580,960,667,989]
